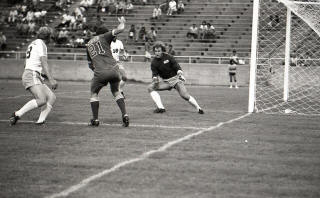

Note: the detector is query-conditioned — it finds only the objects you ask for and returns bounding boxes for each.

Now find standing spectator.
[177,0,184,14]
[152,4,162,20]
[186,23,198,39]
[228,49,239,88]
[127,24,136,42]
[290,50,298,66]
[167,0,177,16]
[0,32,7,51]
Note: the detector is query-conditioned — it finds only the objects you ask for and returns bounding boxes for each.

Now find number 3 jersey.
[86,32,117,73]
[25,39,47,73]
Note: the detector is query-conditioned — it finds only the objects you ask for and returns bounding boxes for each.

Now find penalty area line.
[44,113,251,198]
[0,119,206,130]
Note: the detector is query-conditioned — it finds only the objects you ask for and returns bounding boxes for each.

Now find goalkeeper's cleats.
[122,115,129,127]
[88,119,100,127]
[35,121,46,126]
[9,112,20,126]
[198,109,204,114]
[153,108,166,113]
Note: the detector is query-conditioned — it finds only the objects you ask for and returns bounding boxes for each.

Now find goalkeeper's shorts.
[163,75,184,88]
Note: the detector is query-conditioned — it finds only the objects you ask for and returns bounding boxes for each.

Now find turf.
[0,80,319,198]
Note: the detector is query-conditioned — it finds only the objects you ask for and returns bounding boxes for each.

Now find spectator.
[206,23,215,39]
[8,8,18,24]
[145,39,152,62]
[57,27,69,44]
[126,0,134,14]
[177,0,184,14]
[34,9,42,24]
[116,0,126,15]
[168,44,175,56]
[146,26,157,42]
[0,32,7,51]
[228,49,239,88]
[199,20,208,40]
[25,9,35,22]
[167,0,177,16]
[98,0,110,13]
[138,24,146,41]
[187,23,198,39]
[56,11,71,28]
[152,4,162,20]
[21,20,29,36]
[28,20,36,36]
[127,24,136,42]
[290,50,298,66]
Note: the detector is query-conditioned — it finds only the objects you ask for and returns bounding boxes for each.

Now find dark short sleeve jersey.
[86,32,116,72]
[151,53,181,79]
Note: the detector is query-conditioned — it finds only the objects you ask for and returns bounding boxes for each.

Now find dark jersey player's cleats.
[198,109,204,114]
[153,108,166,113]
[9,112,20,126]
[88,119,100,127]
[122,115,129,127]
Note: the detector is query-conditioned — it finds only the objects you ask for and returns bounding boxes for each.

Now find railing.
[0,51,250,64]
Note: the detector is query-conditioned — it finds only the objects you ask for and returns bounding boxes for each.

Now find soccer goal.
[248,0,320,115]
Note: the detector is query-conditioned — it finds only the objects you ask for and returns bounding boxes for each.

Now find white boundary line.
[0,119,206,130]
[0,91,89,100]
[44,113,251,198]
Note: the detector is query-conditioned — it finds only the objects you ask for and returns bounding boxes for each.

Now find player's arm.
[40,56,58,90]
[112,16,126,36]
[151,62,159,83]
[86,49,94,71]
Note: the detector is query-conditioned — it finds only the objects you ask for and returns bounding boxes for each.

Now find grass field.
[0,80,319,198]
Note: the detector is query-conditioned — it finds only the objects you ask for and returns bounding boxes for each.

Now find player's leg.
[88,77,104,126]
[36,84,56,124]
[10,84,47,125]
[110,80,129,127]
[229,73,233,88]
[147,81,171,113]
[234,74,239,88]
[175,82,204,114]
[119,66,127,96]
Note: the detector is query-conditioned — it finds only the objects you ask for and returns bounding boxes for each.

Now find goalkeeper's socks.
[116,97,127,116]
[188,96,201,111]
[16,99,39,117]
[37,103,52,123]
[150,91,165,109]
[90,101,99,120]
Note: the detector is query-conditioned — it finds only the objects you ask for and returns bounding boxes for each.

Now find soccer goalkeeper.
[147,41,204,114]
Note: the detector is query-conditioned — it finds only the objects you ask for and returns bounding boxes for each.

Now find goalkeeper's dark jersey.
[86,32,116,74]
[151,53,182,79]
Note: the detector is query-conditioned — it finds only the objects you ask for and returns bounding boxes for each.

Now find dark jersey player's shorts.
[91,69,121,93]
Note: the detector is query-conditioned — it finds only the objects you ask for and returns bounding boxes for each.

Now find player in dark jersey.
[86,16,129,127]
[147,41,204,114]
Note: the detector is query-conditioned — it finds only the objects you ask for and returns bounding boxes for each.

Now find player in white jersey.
[9,26,58,125]
[110,36,128,96]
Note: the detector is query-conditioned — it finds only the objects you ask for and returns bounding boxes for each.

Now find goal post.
[248,0,320,115]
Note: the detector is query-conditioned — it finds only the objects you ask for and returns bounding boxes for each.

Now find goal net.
[249,0,320,115]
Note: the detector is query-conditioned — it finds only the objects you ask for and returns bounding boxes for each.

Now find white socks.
[16,99,38,117]
[37,103,53,123]
[150,91,165,109]
[188,96,201,111]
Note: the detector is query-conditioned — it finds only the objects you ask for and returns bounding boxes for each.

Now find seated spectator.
[57,27,69,44]
[0,13,7,27]
[145,26,157,42]
[28,20,37,36]
[168,44,176,56]
[199,20,208,39]
[97,0,109,13]
[127,24,136,42]
[187,24,198,39]
[167,0,177,16]
[79,0,92,11]
[152,4,162,20]
[8,8,18,24]
[34,9,42,24]
[116,0,126,15]
[126,0,134,14]
[21,20,29,36]
[177,0,184,14]
[40,9,47,26]
[206,23,215,39]
[75,36,85,47]
[138,24,146,41]
[56,11,72,28]
[0,32,7,51]
[25,10,35,23]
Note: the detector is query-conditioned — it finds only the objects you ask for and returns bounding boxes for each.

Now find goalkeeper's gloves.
[177,70,186,82]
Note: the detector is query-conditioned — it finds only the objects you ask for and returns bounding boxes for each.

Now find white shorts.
[163,75,183,88]
[22,69,44,89]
